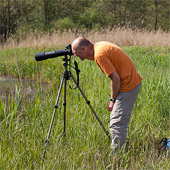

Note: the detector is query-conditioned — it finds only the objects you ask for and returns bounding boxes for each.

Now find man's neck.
[89,44,94,60]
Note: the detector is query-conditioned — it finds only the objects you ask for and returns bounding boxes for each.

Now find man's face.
[72,43,87,60]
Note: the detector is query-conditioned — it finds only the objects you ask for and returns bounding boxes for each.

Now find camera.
[35,44,73,61]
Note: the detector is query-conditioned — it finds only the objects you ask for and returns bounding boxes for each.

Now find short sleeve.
[95,55,115,77]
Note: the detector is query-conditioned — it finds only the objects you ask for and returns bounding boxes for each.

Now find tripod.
[42,55,111,160]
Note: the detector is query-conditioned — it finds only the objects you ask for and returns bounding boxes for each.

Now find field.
[0,30,170,169]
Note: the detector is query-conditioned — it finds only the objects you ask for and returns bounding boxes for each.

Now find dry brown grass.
[1,28,170,49]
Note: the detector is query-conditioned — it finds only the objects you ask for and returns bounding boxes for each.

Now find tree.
[0,0,170,44]
[44,0,49,26]
[154,0,158,33]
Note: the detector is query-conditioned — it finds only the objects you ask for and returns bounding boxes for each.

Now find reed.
[1,28,170,50]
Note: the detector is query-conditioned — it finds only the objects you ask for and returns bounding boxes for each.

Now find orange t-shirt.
[94,41,142,92]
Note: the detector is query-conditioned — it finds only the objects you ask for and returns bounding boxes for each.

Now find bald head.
[71,37,94,60]
[72,37,91,50]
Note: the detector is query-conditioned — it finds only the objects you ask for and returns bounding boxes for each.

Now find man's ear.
[81,46,85,51]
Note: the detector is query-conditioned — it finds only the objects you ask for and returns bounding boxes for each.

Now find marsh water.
[0,76,41,102]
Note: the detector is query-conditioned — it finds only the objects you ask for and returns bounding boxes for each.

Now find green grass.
[0,46,170,169]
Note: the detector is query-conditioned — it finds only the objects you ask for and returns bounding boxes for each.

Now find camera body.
[35,44,73,61]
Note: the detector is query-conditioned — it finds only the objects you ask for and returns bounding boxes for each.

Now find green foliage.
[53,17,76,32]
[0,46,170,169]
[79,4,106,30]
[0,0,170,41]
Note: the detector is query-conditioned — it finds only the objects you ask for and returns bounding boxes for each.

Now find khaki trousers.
[110,82,142,151]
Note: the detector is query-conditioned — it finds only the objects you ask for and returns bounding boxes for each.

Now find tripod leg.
[42,74,65,160]
[63,78,67,140]
[70,72,111,141]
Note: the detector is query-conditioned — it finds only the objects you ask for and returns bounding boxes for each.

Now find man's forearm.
[111,80,120,99]
[107,72,120,111]
[109,71,120,99]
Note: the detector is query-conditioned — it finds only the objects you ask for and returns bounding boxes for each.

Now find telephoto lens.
[35,44,73,61]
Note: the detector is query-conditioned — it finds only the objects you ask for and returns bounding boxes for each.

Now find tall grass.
[1,28,170,50]
[0,39,170,169]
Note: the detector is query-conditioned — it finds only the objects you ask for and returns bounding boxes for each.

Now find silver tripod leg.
[70,72,111,141]
[42,73,65,160]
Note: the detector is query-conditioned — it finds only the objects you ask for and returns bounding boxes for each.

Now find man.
[71,37,142,152]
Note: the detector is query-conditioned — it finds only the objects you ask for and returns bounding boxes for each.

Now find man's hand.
[107,101,114,112]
